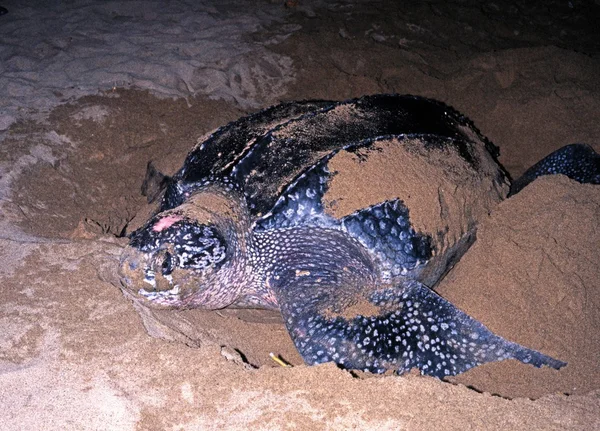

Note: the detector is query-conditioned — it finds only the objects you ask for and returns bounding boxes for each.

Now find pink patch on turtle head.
[153,215,184,232]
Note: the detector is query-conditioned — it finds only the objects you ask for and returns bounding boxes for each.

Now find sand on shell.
[1,1,599,429]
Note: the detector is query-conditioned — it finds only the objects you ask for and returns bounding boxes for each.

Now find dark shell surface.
[162,94,505,216]
[160,94,509,284]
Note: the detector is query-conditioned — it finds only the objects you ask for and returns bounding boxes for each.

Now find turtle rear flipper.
[509,144,599,196]
[270,254,566,377]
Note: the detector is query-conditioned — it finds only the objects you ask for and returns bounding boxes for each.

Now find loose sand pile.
[1,1,599,429]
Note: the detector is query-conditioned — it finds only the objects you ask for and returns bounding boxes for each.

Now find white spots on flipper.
[255,155,336,231]
[341,199,433,281]
[284,280,564,378]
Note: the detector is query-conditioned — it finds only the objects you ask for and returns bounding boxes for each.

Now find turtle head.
[119,186,252,309]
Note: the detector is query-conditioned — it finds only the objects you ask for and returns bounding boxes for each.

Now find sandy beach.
[1,1,599,429]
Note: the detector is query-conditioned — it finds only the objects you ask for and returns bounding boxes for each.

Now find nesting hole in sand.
[5,90,241,239]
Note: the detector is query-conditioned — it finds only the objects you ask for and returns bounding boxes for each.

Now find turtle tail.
[278,278,566,377]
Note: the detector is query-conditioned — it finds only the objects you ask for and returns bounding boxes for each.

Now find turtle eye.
[160,251,174,276]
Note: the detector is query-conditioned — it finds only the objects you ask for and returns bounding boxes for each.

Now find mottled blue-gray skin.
[119,94,597,378]
[509,143,599,196]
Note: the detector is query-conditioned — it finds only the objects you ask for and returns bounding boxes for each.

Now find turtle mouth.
[118,246,184,305]
[119,244,223,309]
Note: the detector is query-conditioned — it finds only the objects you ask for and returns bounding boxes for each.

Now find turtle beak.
[119,244,193,309]
[118,246,173,295]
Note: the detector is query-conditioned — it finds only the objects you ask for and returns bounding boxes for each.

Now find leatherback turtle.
[119,94,599,378]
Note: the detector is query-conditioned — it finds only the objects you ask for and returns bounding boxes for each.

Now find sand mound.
[439,175,600,398]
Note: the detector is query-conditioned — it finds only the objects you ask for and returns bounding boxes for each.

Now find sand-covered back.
[1,1,599,429]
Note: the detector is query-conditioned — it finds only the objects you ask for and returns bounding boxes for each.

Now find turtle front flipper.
[267,238,566,376]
